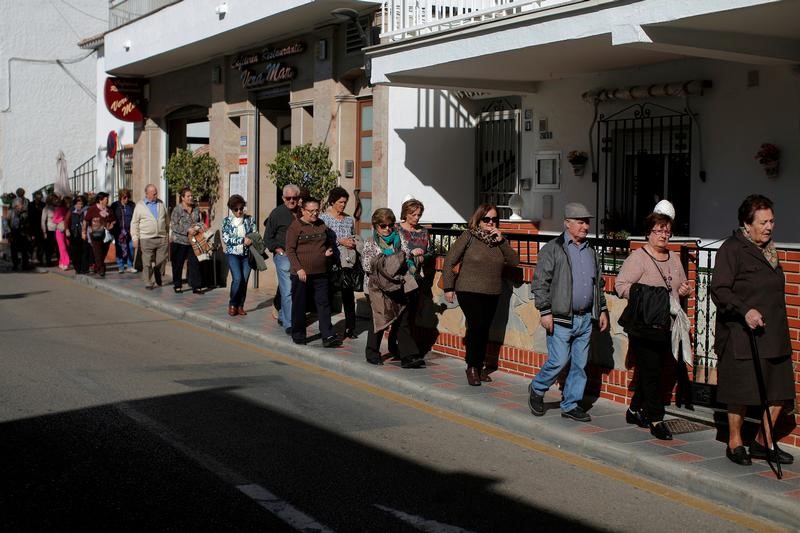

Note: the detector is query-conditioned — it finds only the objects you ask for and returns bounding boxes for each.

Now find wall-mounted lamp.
[123,40,132,52]
[330,8,369,46]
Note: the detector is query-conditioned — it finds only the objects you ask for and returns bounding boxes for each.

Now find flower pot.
[762,160,779,178]
[571,163,586,176]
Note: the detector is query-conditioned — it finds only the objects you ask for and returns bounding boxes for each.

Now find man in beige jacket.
[131,184,169,289]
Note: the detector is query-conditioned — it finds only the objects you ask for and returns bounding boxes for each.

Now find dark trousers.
[69,236,88,274]
[43,230,56,265]
[458,291,500,368]
[388,288,419,353]
[366,295,419,361]
[291,273,334,341]
[340,286,356,331]
[171,242,202,289]
[9,230,30,270]
[629,336,670,421]
[90,238,110,276]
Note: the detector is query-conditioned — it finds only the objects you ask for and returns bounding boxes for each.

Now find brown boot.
[480,368,493,382]
[237,307,247,316]
[228,305,237,316]
[466,367,481,386]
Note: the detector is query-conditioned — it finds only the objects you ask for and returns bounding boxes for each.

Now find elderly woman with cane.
[711,194,794,467]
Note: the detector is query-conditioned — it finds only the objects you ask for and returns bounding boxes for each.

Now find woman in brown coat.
[711,194,794,466]
[442,204,519,385]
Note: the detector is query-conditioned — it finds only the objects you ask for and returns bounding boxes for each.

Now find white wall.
[518,58,800,241]
[94,49,135,193]
[387,86,477,223]
[0,0,106,197]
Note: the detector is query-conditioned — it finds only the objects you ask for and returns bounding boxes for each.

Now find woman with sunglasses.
[285,197,341,348]
[222,195,256,316]
[616,201,692,440]
[361,208,425,368]
[442,204,519,385]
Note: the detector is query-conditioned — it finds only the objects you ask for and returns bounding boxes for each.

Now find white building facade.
[369,0,800,242]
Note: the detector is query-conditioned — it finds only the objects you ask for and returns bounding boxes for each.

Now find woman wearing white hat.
[615,201,692,440]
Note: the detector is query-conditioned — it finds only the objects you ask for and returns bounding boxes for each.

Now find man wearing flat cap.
[528,202,609,422]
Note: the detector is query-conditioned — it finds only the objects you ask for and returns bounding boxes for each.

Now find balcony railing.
[109,0,181,30]
[380,0,587,40]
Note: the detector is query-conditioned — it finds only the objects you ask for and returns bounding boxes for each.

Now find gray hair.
[283,184,300,196]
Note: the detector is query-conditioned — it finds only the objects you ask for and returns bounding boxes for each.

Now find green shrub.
[266,143,339,201]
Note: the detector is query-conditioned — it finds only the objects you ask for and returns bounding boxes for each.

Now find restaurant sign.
[104,77,146,122]
[232,42,305,90]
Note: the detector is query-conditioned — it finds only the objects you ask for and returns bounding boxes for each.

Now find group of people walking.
[5,183,794,463]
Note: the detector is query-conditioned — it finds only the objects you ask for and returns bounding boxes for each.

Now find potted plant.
[567,150,588,176]
[266,143,339,201]
[1,192,15,206]
[164,148,221,216]
[754,143,780,177]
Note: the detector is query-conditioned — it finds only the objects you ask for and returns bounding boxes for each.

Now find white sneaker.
[118,267,125,274]
[126,267,138,273]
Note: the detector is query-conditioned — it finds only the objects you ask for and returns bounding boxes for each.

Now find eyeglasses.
[377,223,393,229]
[303,208,319,215]
[284,196,300,201]
[651,229,671,236]
[481,216,500,224]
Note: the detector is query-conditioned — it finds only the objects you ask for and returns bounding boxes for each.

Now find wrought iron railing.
[70,156,96,194]
[380,0,590,40]
[109,0,181,30]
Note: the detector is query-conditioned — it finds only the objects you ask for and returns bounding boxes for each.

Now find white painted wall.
[387,86,477,223]
[0,0,106,198]
[94,49,135,193]
[518,58,800,241]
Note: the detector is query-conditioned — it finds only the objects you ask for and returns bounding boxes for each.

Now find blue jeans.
[226,253,251,307]
[115,238,135,269]
[273,254,292,328]
[531,313,593,412]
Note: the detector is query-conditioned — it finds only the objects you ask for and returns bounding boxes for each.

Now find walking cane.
[747,329,782,479]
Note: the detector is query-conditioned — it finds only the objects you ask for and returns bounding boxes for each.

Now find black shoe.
[726,446,752,466]
[322,335,342,348]
[366,356,384,366]
[626,408,649,428]
[649,421,673,440]
[528,383,544,417]
[344,328,358,339]
[173,287,183,293]
[749,440,794,464]
[400,356,425,369]
[285,327,292,336]
[561,406,591,423]
[192,288,205,295]
[292,337,306,345]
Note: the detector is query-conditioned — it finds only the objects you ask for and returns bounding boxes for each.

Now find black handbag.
[90,228,106,241]
[341,261,365,292]
[328,259,343,290]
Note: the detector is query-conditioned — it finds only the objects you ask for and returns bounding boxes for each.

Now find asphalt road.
[0,272,777,532]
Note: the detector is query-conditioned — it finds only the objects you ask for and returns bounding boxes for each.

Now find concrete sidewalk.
[43,266,800,527]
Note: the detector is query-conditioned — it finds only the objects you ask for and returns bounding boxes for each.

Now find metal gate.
[597,103,692,236]
[477,109,520,219]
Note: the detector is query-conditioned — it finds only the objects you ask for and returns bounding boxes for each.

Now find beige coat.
[367,251,418,331]
[131,199,168,241]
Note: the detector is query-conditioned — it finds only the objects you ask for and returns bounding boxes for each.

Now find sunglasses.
[481,216,500,224]
[232,207,245,213]
[284,196,300,201]
[377,223,393,229]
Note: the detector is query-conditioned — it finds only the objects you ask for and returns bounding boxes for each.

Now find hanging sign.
[104,77,146,122]
[106,131,118,159]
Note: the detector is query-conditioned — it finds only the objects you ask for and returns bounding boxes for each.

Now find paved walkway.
[15,263,800,527]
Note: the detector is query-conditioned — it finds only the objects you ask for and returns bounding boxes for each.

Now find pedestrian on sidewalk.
[110,189,136,274]
[41,194,59,267]
[320,186,359,339]
[52,196,70,271]
[131,184,169,289]
[7,196,31,271]
[83,192,116,278]
[527,202,609,423]
[265,184,301,334]
[710,194,794,466]
[361,208,423,368]
[442,203,519,386]
[615,201,692,441]
[170,187,204,294]
[28,191,45,265]
[222,195,255,316]
[65,195,88,274]
[286,198,341,348]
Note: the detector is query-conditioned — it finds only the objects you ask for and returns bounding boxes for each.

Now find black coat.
[710,230,791,360]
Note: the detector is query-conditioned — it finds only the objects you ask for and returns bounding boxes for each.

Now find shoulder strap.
[641,248,671,289]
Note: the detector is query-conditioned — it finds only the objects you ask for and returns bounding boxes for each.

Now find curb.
[71,273,800,528]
